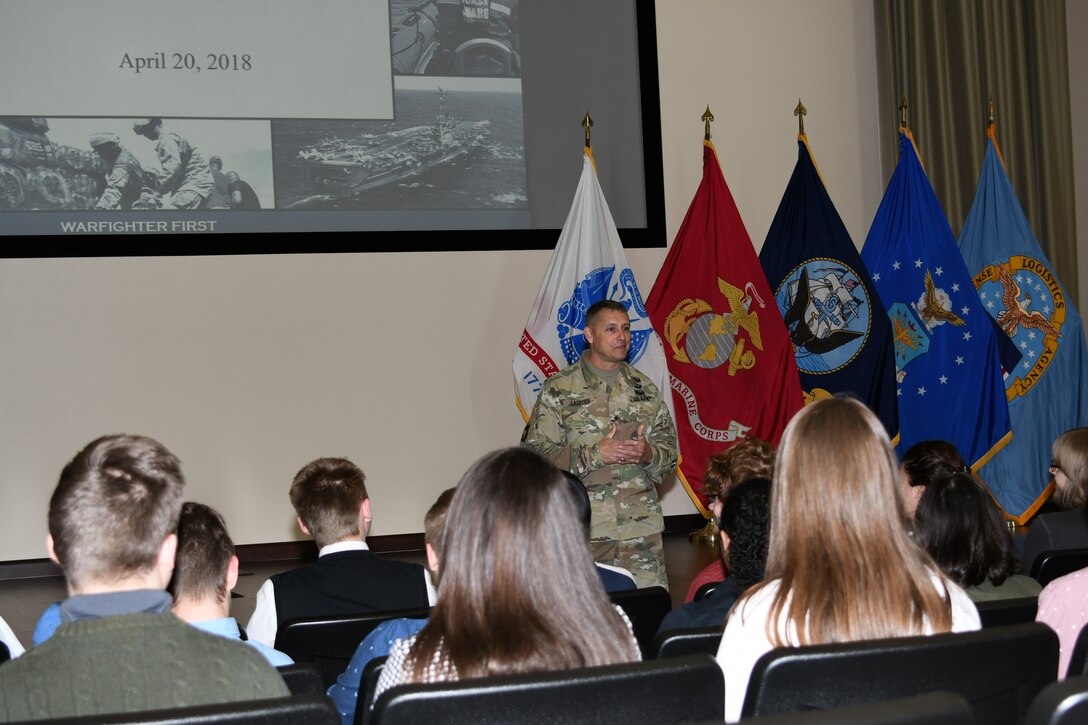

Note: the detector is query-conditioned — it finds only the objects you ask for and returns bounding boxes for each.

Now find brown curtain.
[874,0,1078,297]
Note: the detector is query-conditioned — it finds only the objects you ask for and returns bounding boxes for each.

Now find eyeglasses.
[1049,462,1061,475]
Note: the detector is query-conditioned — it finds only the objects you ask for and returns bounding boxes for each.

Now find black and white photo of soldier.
[391,0,520,77]
[88,133,145,210]
[132,118,214,210]
[0,117,274,212]
[272,76,526,211]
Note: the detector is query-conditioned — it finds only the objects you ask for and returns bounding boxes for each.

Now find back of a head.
[423,487,457,559]
[719,477,772,588]
[914,473,1017,588]
[1052,428,1088,509]
[902,439,969,487]
[289,457,367,548]
[415,447,638,680]
[764,397,951,644]
[169,501,234,605]
[49,434,184,591]
[561,470,593,538]
[704,437,775,501]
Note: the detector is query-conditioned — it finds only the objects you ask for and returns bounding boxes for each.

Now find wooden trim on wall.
[0,516,703,579]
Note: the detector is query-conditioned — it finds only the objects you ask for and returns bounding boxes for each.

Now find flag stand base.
[689,519,717,544]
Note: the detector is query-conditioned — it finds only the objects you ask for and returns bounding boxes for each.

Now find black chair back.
[354,655,388,725]
[276,662,325,694]
[741,622,1058,725]
[975,596,1039,628]
[18,693,339,724]
[1064,623,1088,677]
[370,654,723,725]
[693,581,719,601]
[1030,548,1088,587]
[608,586,672,657]
[652,626,721,659]
[275,608,429,688]
[1025,676,1088,725]
[735,691,974,724]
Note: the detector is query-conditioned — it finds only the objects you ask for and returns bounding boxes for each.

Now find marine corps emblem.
[662,278,765,377]
[555,265,653,366]
[774,258,871,374]
[973,255,1065,401]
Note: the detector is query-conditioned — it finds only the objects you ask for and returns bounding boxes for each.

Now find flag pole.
[582,112,593,149]
[689,103,720,546]
[794,98,806,136]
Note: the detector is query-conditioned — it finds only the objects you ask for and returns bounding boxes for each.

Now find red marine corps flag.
[647,135,803,514]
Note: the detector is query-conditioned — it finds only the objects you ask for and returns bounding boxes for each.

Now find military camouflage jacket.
[522,355,678,541]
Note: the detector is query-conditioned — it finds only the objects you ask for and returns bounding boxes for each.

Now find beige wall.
[3,0,1018,562]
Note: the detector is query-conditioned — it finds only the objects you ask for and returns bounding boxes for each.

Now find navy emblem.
[775,258,870,374]
[556,265,652,365]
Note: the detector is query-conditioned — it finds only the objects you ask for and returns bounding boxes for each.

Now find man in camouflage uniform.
[132,118,213,210]
[522,299,678,589]
[89,133,144,210]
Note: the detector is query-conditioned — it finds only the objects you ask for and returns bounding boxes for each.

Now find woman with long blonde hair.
[716,397,980,721]
[373,447,640,699]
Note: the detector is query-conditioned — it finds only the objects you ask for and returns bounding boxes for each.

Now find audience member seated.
[247,457,431,648]
[0,614,23,659]
[901,439,970,516]
[1036,566,1088,677]
[0,434,288,721]
[685,438,775,603]
[1022,428,1088,574]
[170,501,293,666]
[563,471,637,591]
[372,447,640,702]
[914,472,1041,602]
[716,398,980,723]
[327,487,455,725]
[658,477,771,636]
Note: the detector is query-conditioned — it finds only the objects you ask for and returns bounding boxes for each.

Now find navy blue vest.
[270,549,428,624]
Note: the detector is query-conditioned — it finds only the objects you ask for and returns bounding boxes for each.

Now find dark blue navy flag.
[861,130,1011,466]
[958,123,1088,522]
[760,136,898,438]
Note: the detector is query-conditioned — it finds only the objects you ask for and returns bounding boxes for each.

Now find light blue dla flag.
[958,123,1088,522]
[861,130,1011,467]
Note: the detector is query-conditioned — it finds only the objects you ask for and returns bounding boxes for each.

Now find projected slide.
[0,0,658,251]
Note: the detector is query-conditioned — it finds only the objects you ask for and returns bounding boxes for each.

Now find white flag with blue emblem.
[513,149,674,424]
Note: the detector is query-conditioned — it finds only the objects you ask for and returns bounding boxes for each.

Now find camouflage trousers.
[591,533,667,590]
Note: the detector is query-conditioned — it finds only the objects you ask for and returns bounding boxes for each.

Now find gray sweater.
[0,612,289,721]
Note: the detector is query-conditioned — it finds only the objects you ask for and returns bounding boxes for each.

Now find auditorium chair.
[276,662,325,694]
[275,607,430,688]
[13,693,339,725]
[652,625,722,659]
[1030,548,1088,588]
[974,595,1039,628]
[733,691,974,724]
[608,586,672,657]
[740,622,1058,724]
[1024,676,1088,725]
[369,654,724,725]
[354,656,388,725]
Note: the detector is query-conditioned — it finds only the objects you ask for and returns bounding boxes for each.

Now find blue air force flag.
[513,149,673,423]
[860,130,1011,466]
[958,123,1088,522]
[760,135,899,438]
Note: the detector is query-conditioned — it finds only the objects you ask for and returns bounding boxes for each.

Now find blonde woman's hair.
[744,396,953,647]
[1053,428,1088,509]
